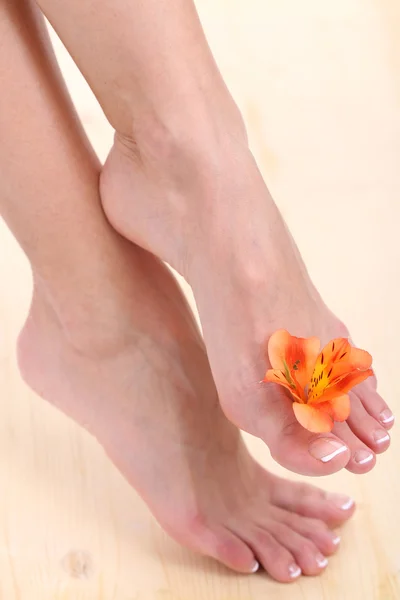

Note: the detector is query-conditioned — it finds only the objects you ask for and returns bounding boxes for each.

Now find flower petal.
[292,403,334,433]
[326,343,372,381]
[347,346,372,369]
[263,369,304,402]
[267,329,320,391]
[267,330,293,370]
[314,369,373,403]
[317,338,349,367]
[328,394,351,421]
[308,338,372,402]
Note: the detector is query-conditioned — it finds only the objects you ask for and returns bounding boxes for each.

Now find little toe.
[269,476,355,526]
[346,392,390,454]
[354,381,394,430]
[331,421,376,474]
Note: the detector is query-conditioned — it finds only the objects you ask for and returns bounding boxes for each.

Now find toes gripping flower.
[263,330,373,433]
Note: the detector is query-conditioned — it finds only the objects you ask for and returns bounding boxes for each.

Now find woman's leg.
[0,0,354,581]
[33,0,393,475]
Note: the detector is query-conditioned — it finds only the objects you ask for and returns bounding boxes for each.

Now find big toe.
[174,520,259,575]
[229,386,351,476]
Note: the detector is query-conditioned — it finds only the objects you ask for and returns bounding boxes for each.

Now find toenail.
[373,430,390,445]
[327,493,355,511]
[288,563,302,579]
[354,449,374,465]
[316,553,328,568]
[308,438,348,463]
[379,409,394,425]
[250,560,260,573]
[332,534,341,545]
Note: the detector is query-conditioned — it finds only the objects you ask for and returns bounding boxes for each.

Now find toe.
[346,392,391,454]
[269,476,356,527]
[252,387,350,476]
[214,530,260,574]
[174,518,259,574]
[237,526,302,583]
[331,421,376,474]
[196,525,259,574]
[262,521,329,576]
[354,381,394,430]
[267,506,341,557]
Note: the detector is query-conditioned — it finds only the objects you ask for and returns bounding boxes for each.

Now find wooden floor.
[1,1,400,598]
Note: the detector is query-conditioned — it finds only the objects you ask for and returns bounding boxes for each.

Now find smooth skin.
[0,0,356,582]
[28,0,395,475]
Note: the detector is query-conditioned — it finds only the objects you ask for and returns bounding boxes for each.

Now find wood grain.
[1,1,400,597]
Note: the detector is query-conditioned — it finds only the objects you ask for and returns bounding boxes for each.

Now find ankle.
[115,95,249,184]
[28,274,138,360]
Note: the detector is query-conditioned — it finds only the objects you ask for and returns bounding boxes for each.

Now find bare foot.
[101,130,394,477]
[18,248,354,581]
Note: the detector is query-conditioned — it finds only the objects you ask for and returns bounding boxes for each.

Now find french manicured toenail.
[327,493,355,511]
[332,534,341,545]
[354,449,374,465]
[250,560,260,573]
[288,563,302,579]
[379,409,394,425]
[308,438,348,463]
[316,554,328,568]
[373,430,390,444]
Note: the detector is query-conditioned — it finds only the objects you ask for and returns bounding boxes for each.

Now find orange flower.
[263,330,373,433]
